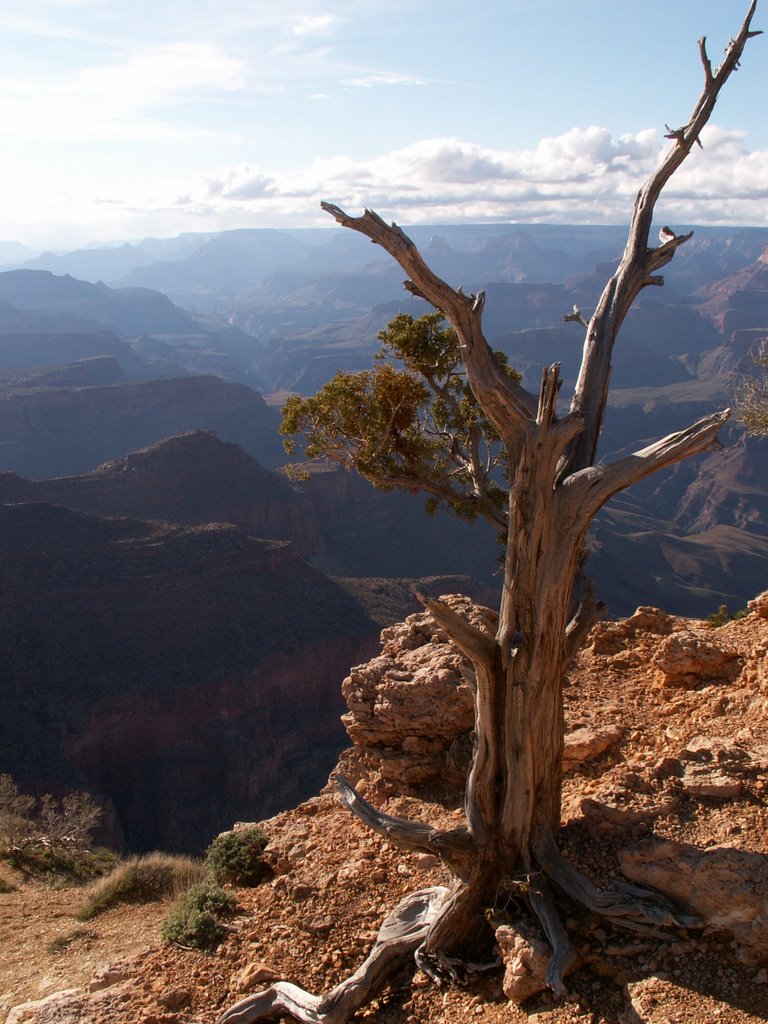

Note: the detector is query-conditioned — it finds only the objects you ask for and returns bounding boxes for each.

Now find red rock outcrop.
[338,596,627,797]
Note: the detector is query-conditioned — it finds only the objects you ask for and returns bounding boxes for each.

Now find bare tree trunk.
[416,369,588,972]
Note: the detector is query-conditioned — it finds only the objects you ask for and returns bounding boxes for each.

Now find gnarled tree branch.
[562,2,759,478]
[527,873,578,997]
[415,592,498,665]
[564,409,730,523]
[335,776,475,875]
[217,887,448,1024]
[535,830,701,937]
[321,202,537,444]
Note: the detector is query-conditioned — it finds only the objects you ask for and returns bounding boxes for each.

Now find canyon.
[0,500,379,852]
[0,223,767,854]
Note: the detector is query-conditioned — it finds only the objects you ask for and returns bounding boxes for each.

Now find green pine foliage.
[280,312,518,530]
[707,604,749,627]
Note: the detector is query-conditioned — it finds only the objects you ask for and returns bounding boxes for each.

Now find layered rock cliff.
[0,374,284,477]
[0,430,321,558]
[0,502,378,852]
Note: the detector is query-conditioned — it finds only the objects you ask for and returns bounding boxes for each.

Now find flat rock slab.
[619,840,768,963]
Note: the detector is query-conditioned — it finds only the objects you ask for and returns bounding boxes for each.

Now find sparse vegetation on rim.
[161,881,237,950]
[78,852,209,920]
[0,773,110,884]
[205,827,270,887]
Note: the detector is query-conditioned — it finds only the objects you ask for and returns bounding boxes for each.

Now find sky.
[0,0,767,250]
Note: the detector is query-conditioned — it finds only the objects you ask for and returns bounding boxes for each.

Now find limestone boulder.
[563,724,624,770]
[619,840,768,963]
[340,597,489,787]
[748,590,768,618]
[651,632,742,689]
[495,922,555,1004]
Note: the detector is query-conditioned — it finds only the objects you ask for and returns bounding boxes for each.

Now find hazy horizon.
[4,218,768,266]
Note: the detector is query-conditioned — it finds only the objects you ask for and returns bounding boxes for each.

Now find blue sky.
[0,0,766,249]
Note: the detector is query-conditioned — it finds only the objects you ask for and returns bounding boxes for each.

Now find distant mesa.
[0,430,318,557]
[0,374,284,479]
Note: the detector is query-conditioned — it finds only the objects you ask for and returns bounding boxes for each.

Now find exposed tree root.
[217,887,447,1024]
[535,830,701,939]
[527,872,577,998]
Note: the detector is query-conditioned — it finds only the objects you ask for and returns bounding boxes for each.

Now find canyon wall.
[0,502,379,852]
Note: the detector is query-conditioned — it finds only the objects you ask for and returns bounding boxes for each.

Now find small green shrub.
[205,828,269,887]
[161,881,236,949]
[707,604,749,627]
[78,852,207,920]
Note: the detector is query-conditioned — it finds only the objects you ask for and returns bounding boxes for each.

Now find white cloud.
[340,71,427,88]
[0,42,247,142]
[4,123,768,249]
[292,14,339,37]
[186,127,768,230]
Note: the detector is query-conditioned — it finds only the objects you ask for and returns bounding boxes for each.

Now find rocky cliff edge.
[4,593,768,1024]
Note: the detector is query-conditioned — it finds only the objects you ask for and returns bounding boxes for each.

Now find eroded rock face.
[0,373,286,479]
[340,596,489,791]
[651,631,742,689]
[0,431,322,557]
[0,432,321,561]
[619,840,768,964]
[589,606,676,656]
[340,599,633,794]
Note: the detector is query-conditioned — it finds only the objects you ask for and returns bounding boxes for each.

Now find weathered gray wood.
[535,830,701,936]
[334,777,474,876]
[217,887,447,1024]
[563,1,759,478]
[414,592,498,666]
[528,872,578,997]
[559,410,732,528]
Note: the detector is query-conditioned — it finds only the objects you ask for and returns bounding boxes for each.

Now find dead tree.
[219,5,761,1021]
